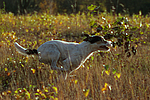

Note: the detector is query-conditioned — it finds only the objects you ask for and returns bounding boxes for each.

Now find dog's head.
[83,35,112,51]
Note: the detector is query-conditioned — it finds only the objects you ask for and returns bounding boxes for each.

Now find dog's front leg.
[51,61,67,71]
[47,50,67,72]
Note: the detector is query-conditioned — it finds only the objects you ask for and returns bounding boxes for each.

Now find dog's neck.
[79,41,98,51]
[78,41,97,59]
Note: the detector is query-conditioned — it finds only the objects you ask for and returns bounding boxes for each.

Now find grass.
[0,12,150,99]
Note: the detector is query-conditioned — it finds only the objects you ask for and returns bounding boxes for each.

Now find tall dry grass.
[0,12,150,99]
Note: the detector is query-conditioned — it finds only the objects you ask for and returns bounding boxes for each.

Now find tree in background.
[0,0,40,15]
[0,0,150,15]
[105,0,150,15]
[39,0,56,14]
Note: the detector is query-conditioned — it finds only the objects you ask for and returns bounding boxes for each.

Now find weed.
[0,12,150,99]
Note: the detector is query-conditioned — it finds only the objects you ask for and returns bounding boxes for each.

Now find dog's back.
[37,40,80,61]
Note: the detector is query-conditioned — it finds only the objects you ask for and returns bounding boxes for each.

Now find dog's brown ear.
[82,34,90,41]
[82,34,90,37]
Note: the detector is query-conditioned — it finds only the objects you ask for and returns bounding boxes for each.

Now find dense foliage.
[0,0,150,15]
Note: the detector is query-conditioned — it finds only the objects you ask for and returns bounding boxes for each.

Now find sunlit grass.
[0,12,150,99]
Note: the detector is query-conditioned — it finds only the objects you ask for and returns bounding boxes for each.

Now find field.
[0,12,150,99]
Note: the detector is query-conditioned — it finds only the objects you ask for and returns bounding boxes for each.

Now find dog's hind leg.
[61,58,72,71]
[62,58,77,79]
[62,57,83,79]
[48,50,67,72]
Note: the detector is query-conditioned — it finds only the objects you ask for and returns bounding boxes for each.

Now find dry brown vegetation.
[0,12,150,99]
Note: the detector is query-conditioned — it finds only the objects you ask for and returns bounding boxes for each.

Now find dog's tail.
[14,42,38,55]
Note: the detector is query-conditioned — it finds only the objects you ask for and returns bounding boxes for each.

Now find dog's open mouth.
[100,46,109,50]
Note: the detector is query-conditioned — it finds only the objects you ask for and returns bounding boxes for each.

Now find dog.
[14,34,112,79]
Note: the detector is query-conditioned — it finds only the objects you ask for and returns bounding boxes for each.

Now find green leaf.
[29,85,32,89]
[91,56,94,61]
[87,5,97,11]
[140,32,144,34]
[116,73,121,78]
[15,90,18,94]
[23,88,27,92]
[44,89,48,92]
[90,20,97,28]
[21,64,24,67]
[35,93,40,95]
[103,65,109,70]
[112,68,117,74]
[83,89,90,97]
[75,79,78,84]
[101,70,104,76]
[105,70,110,75]
[130,26,138,31]
[49,96,54,99]
[52,87,58,94]
[41,93,47,98]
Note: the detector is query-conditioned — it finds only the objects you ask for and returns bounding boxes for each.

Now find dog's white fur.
[14,35,112,79]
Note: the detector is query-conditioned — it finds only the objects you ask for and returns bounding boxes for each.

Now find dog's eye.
[99,37,105,42]
[89,36,106,44]
[100,38,104,42]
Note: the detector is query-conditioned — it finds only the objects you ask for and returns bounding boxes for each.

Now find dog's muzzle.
[99,41,112,51]
[107,41,112,47]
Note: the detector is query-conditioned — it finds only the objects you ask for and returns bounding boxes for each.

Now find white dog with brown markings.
[14,34,112,79]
